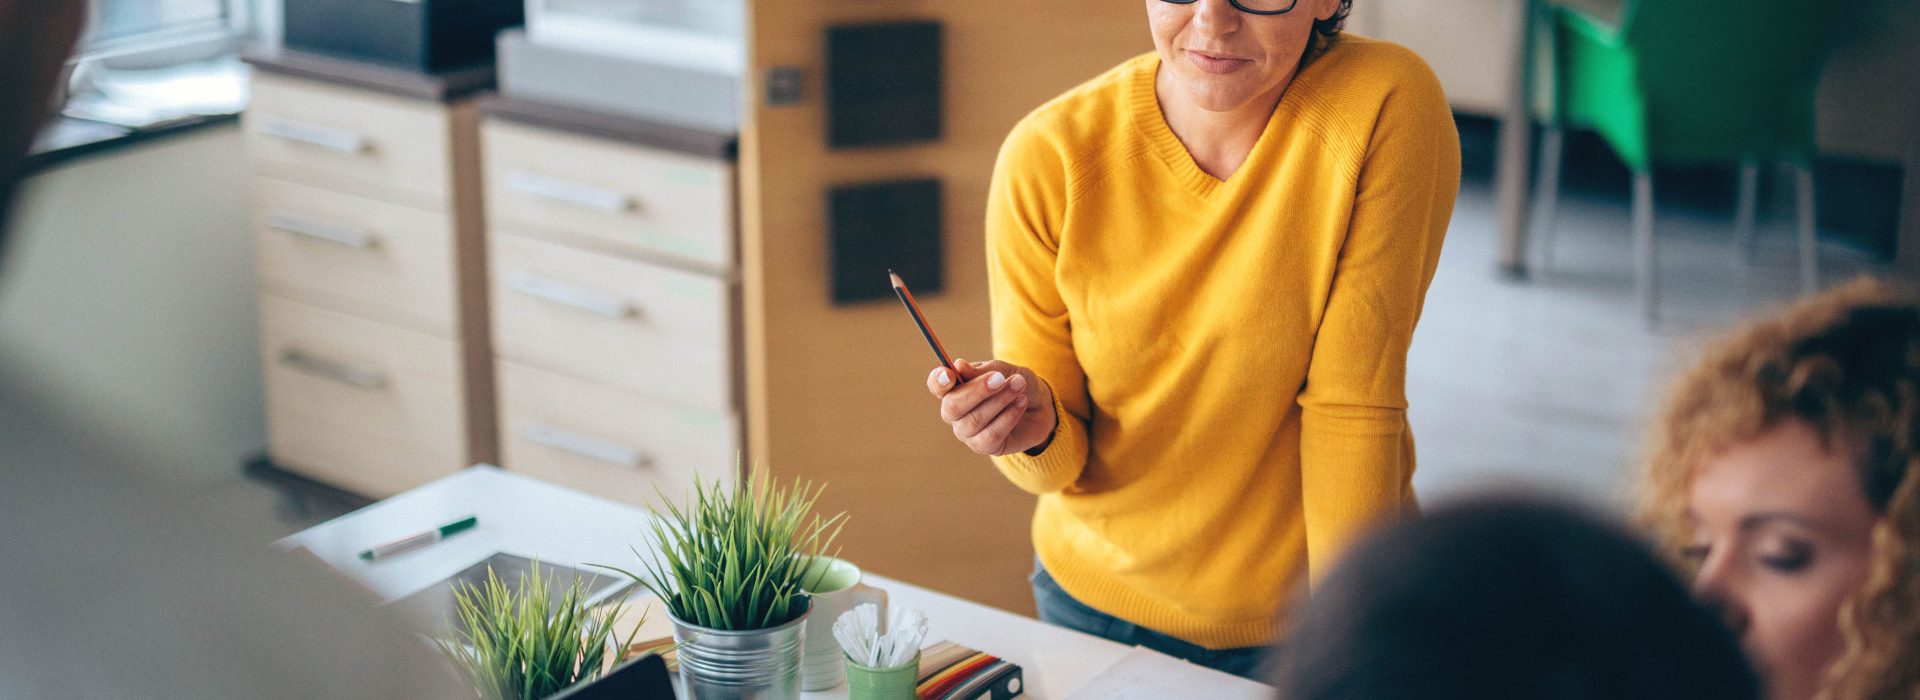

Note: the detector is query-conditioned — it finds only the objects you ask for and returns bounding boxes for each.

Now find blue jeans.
[1030,563,1271,680]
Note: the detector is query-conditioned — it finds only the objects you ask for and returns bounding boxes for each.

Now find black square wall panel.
[826,21,943,148]
[830,178,943,304]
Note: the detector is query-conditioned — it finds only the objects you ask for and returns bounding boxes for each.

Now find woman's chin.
[1759,659,1823,700]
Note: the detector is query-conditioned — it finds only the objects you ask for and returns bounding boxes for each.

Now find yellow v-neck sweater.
[985,37,1459,649]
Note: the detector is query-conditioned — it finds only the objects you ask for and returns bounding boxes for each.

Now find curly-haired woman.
[920,0,1459,678]
[1643,279,1920,700]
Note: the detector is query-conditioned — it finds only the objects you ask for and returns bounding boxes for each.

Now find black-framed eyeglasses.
[1159,0,1298,16]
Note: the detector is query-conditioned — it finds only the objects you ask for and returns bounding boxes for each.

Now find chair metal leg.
[1735,160,1759,264]
[1494,113,1535,279]
[1796,162,1819,295]
[1531,127,1566,272]
[1633,171,1657,324]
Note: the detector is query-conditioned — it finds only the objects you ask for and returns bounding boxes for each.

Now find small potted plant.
[604,473,844,700]
[439,561,644,700]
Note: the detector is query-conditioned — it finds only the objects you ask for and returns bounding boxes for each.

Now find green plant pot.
[846,651,920,700]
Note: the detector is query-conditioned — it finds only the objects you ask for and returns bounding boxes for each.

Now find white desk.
[281,466,1271,699]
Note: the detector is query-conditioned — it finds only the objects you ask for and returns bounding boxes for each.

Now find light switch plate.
[765,66,804,106]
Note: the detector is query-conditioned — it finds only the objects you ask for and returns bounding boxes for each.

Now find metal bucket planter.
[670,599,811,700]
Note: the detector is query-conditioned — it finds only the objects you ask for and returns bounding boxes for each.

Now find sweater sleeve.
[1298,62,1460,584]
[983,119,1091,496]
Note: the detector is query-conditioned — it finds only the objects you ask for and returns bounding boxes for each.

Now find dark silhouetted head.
[0,0,87,267]
[1272,497,1759,700]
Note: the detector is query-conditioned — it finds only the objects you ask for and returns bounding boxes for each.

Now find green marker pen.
[358,515,478,562]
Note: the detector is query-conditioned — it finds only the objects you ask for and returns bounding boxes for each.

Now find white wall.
[0,125,264,481]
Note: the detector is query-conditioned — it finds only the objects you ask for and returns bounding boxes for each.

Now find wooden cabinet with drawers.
[479,96,740,506]
[241,50,497,498]
[483,120,734,271]
[487,232,735,412]
[258,296,472,496]
[495,360,738,506]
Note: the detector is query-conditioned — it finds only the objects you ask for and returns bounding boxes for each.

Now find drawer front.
[497,360,737,507]
[252,175,458,335]
[490,232,733,412]
[260,295,468,497]
[482,119,733,268]
[245,72,455,210]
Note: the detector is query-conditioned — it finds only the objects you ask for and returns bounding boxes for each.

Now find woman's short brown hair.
[1640,278,1920,699]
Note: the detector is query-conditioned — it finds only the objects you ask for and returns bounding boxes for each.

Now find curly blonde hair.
[1639,278,1920,700]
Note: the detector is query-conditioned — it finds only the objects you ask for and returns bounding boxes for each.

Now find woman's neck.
[1155,65,1293,180]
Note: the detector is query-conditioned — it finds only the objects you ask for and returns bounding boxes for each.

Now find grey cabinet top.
[479,93,737,162]
[241,47,497,103]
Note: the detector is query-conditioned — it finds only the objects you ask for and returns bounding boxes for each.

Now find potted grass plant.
[439,561,644,700]
[601,473,845,700]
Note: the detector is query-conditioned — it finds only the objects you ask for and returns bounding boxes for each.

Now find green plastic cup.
[846,651,920,700]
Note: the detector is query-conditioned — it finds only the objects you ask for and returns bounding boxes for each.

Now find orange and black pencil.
[889,269,956,372]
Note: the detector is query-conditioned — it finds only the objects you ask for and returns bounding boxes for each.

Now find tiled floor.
[1407,167,1892,511]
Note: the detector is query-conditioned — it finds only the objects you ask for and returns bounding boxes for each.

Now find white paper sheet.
[1062,646,1277,700]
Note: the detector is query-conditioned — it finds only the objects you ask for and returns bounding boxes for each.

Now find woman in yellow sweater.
[924,0,1458,676]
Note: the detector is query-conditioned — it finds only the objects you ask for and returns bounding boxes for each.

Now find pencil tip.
[888,270,904,288]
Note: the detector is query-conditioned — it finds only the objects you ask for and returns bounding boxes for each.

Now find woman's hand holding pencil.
[927,358,1057,457]
[890,269,1057,457]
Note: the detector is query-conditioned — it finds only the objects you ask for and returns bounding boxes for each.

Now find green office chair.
[1528,0,1844,322]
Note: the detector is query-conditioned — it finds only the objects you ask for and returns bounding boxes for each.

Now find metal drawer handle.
[267,213,377,249]
[257,117,369,154]
[505,170,636,213]
[507,271,638,320]
[524,422,653,469]
[279,349,386,389]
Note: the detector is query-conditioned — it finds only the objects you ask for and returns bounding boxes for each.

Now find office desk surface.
[280,466,1266,699]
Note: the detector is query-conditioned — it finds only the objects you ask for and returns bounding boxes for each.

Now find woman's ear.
[1313,0,1342,23]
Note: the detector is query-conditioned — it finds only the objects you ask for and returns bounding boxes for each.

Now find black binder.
[547,654,674,700]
